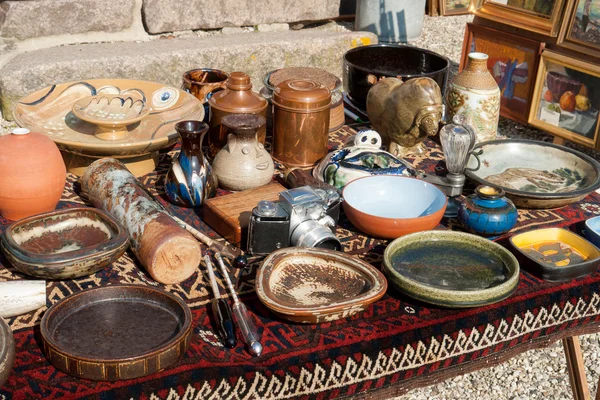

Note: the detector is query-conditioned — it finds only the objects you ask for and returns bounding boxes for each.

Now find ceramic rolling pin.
[82,158,201,285]
[0,280,46,318]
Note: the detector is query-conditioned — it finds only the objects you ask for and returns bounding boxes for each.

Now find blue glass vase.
[165,121,217,207]
[458,185,518,236]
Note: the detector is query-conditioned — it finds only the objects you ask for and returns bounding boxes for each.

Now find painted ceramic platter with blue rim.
[383,230,520,308]
[465,139,600,209]
[14,79,204,176]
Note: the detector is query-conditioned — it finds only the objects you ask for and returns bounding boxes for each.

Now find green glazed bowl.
[383,230,520,308]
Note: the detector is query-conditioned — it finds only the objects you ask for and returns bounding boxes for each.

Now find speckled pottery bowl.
[465,139,600,209]
[1,208,128,279]
[383,231,520,307]
[256,247,387,323]
[342,176,447,238]
[0,316,15,388]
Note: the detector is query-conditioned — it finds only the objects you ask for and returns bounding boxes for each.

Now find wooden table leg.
[563,337,591,400]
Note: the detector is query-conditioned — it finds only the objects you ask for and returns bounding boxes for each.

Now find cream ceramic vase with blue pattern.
[165,121,217,207]
[446,53,500,143]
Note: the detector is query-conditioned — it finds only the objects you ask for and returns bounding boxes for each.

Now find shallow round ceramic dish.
[465,139,600,208]
[256,247,387,324]
[40,285,192,381]
[585,215,600,248]
[0,316,15,388]
[343,44,450,107]
[1,208,128,280]
[383,231,520,308]
[342,176,447,239]
[72,94,150,140]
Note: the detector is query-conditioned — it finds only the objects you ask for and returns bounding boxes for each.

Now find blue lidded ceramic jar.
[458,185,518,236]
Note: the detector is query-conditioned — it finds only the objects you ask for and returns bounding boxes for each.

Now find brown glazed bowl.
[1,208,128,280]
[256,247,387,323]
[0,316,15,388]
[40,285,192,381]
[343,44,450,108]
[342,176,447,239]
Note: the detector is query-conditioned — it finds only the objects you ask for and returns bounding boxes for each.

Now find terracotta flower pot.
[0,128,66,221]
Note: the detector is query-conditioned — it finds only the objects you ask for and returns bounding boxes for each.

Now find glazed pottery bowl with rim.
[585,215,600,248]
[465,139,600,209]
[342,175,447,239]
[509,227,600,282]
[343,44,450,108]
[40,284,192,381]
[1,207,128,280]
[256,247,387,324]
[383,230,520,308]
[72,94,150,140]
[0,316,15,388]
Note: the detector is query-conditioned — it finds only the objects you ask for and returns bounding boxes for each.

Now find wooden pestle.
[82,158,200,285]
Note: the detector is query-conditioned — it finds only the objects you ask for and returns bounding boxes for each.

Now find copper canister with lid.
[208,71,268,159]
[272,79,331,168]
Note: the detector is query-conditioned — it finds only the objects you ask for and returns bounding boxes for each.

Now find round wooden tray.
[40,285,192,381]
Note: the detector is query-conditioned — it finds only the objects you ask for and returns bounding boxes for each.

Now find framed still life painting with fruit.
[558,0,600,59]
[530,50,600,148]
[441,0,471,15]
[469,0,567,36]
[460,23,545,123]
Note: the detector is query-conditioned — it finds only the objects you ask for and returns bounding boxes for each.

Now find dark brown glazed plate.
[0,316,15,388]
[256,247,387,324]
[1,208,128,279]
[40,285,192,381]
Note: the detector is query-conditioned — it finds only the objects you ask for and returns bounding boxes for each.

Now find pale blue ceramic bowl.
[585,216,600,248]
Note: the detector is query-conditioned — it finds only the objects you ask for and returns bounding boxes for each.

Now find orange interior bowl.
[342,176,447,239]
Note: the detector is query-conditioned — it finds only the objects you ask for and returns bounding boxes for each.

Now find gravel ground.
[1,15,600,399]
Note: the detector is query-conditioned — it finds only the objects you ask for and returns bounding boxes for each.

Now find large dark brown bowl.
[343,44,450,108]
[40,285,192,381]
[1,208,128,279]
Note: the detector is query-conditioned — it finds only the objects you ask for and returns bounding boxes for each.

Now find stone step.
[0,29,375,120]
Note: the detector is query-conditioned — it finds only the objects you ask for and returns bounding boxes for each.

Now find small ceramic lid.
[272,79,331,113]
[208,71,267,113]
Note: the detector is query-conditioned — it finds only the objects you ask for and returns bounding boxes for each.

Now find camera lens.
[290,220,342,251]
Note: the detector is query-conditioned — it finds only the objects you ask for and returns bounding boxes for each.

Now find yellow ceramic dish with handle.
[509,227,600,282]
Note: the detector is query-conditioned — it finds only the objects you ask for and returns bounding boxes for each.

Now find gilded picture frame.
[558,0,600,59]
[460,23,545,123]
[469,0,567,36]
[441,0,471,15]
[529,50,600,149]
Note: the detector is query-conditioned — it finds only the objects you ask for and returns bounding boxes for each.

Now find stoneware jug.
[446,52,501,143]
[165,121,217,207]
[458,185,518,236]
[0,128,66,221]
[212,114,274,191]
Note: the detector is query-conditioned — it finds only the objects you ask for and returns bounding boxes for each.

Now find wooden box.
[202,183,287,247]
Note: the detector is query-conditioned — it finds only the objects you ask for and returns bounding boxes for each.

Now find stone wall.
[0,0,372,121]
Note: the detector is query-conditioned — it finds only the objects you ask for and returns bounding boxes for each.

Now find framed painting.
[558,0,600,59]
[460,23,545,123]
[469,0,567,36]
[529,50,600,149]
[441,0,471,14]
[428,0,440,16]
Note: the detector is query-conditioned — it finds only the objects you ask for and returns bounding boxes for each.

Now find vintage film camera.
[247,186,342,255]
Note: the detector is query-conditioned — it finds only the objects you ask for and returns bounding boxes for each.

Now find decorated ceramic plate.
[0,316,15,388]
[14,79,203,157]
[256,247,387,323]
[465,139,600,208]
[383,231,520,308]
